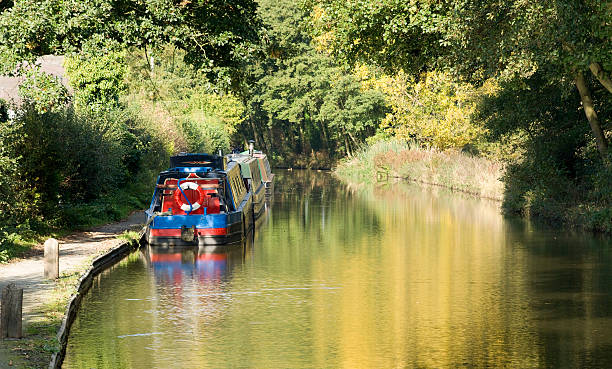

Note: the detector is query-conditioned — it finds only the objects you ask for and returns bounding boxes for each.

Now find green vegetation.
[64,44,127,109]
[0,0,263,261]
[124,46,247,154]
[337,141,504,200]
[0,0,262,78]
[241,0,388,167]
[310,0,612,232]
[0,70,166,262]
[0,0,611,263]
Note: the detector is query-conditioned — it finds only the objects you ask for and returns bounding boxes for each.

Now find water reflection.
[145,245,246,284]
[64,170,612,368]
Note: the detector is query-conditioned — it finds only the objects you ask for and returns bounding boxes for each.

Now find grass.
[118,230,142,242]
[336,140,504,200]
[2,271,81,368]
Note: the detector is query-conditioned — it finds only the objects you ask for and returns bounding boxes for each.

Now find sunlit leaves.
[0,0,263,76]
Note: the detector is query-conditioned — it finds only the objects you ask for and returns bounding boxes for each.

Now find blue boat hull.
[146,206,253,246]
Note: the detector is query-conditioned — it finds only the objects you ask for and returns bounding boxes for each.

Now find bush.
[0,103,168,261]
[18,68,70,113]
[179,90,245,153]
[64,41,127,109]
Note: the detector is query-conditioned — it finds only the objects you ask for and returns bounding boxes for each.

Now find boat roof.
[228,154,256,163]
[170,153,227,170]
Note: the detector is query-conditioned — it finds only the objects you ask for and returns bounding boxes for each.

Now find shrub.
[64,41,127,109]
[18,68,70,113]
[180,90,245,153]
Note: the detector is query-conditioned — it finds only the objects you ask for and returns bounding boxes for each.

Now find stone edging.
[48,230,144,369]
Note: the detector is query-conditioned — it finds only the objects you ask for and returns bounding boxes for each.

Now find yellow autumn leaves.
[354,64,496,150]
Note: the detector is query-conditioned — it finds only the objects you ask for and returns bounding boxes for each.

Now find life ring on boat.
[173,181,206,212]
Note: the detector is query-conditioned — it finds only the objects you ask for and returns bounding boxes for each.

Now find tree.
[234,0,387,165]
[0,0,262,81]
[309,0,444,75]
[309,0,612,160]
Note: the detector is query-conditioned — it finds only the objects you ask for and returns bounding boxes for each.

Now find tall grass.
[336,140,504,200]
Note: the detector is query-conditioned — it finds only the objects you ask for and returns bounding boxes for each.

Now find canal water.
[63,170,612,368]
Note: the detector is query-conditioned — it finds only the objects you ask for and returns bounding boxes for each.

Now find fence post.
[1,283,23,339]
[44,238,59,280]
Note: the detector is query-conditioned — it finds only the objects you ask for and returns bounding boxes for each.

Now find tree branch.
[589,62,612,94]
[575,71,609,162]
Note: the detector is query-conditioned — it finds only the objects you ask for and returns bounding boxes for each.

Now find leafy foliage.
[18,68,70,113]
[240,0,388,166]
[180,90,245,153]
[309,0,444,74]
[479,72,612,229]
[123,46,246,154]
[370,70,490,150]
[64,42,127,108]
[0,0,263,82]
[309,0,612,82]
[0,102,168,261]
[309,0,612,231]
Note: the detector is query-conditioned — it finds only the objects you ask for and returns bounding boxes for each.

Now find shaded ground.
[0,211,144,368]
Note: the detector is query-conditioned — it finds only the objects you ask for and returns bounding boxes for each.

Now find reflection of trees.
[505,221,612,368]
[306,181,541,368]
[65,171,612,368]
[269,170,383,248]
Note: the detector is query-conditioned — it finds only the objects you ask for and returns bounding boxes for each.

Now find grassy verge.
[2,235,140,368]
[336,140,504,200]
[2,270,81,368]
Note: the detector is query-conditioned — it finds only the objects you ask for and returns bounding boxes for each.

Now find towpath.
[0,212,144,367]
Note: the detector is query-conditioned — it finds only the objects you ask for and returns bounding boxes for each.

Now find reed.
[335,140,504,200]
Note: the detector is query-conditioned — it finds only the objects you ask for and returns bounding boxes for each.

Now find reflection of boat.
[145,153,253,246]
[145,244,247,282]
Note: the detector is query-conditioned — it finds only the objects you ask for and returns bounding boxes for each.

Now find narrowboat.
[231,141,274,197]
[145,153,253,246]
[226,154,266,220]
[253,152,275,197]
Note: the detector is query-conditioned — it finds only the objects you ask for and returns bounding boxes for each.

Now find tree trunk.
[248,112,261,148]
[343,131,352,157]
[589,63,612,94]
[347,131,359,147]
[575,71,609,161]
[319,121,330,150]
[298,123,307,155]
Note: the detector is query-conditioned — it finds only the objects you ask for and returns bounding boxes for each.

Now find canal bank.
[0,212,144,369]
[335,141,504,201]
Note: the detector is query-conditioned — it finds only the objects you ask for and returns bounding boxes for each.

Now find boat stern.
[146,212,243,246]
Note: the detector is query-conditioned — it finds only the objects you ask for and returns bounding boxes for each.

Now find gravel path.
[0,212,145,327]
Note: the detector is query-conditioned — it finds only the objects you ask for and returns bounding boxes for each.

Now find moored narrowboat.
[145,153,253,246]
[231,141,274,197]
[227,154,266,220]
[253,152,274,197]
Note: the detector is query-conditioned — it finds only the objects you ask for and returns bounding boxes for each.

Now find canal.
[63,170,612,368]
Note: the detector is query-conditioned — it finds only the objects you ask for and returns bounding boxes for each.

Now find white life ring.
[173,181,205,212]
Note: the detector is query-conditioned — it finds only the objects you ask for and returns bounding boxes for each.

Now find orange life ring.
[173,181,206,212]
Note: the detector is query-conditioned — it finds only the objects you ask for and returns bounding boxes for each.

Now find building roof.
[0,55,70,105]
